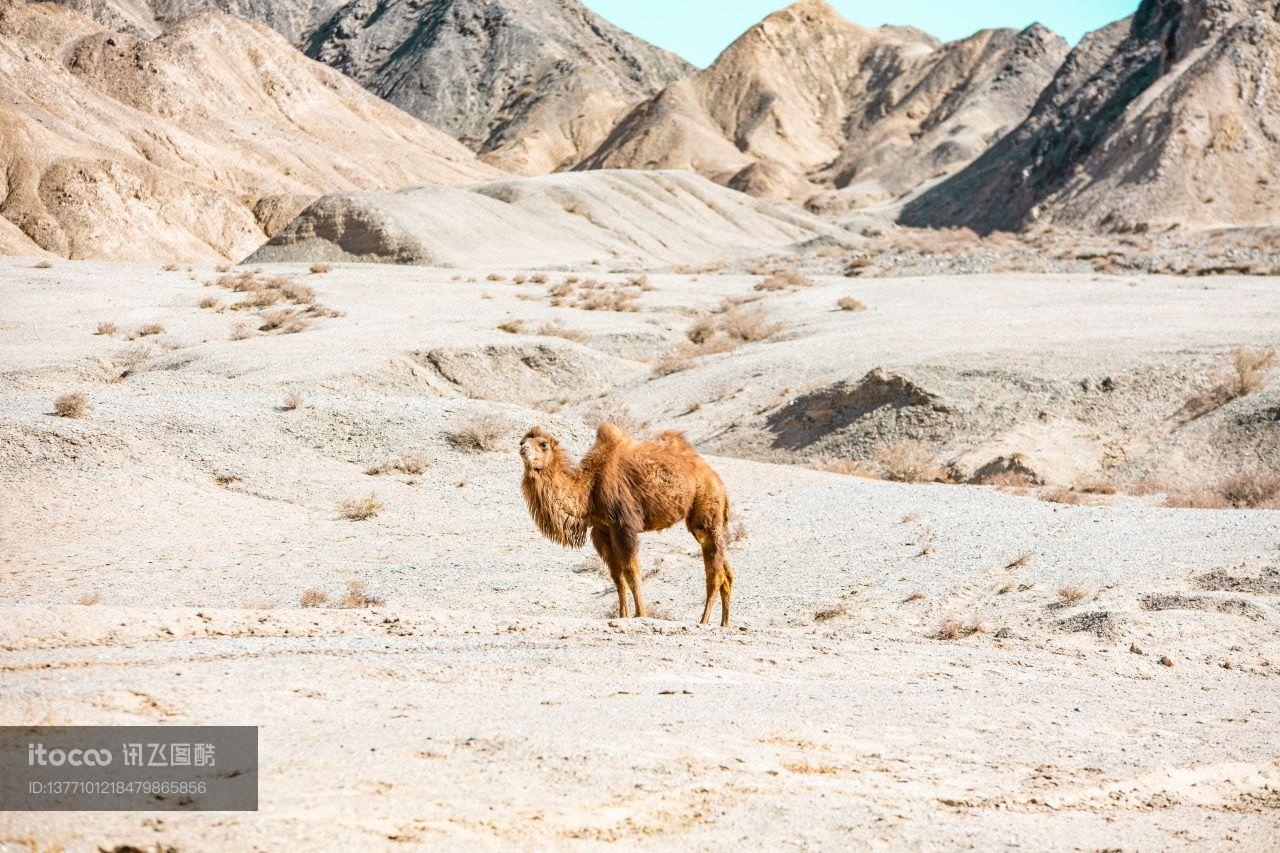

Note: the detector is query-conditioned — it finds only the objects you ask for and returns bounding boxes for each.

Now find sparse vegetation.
[33,260,54,269]
[914,527,935,558]
[755,270,812,292]
[339,580,384,608]
[936,616,984,640]
[1164,473,1280,509]
[53,392,88,418]
[280,391,303,411]
[366,453,429,476]
[340,492,384,521]
[299,589,330,608]
[198,296,219,309]
[309,263,332,275]
[230,323,254,341]
[904,590,925,602]
[1058,584,1088,604]
[875,441,945,483]
[729,522,749,544]
[720,306,782,342]
[814,604,848,623]
[446,416,505,452]
[77,591,102,606]
[94,321,118,336]
[837,296,867,312]
[1183,347,1277,418]
[129,323,165,339]
[1005,551,1034,569]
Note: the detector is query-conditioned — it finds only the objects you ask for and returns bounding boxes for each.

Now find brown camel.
[519,423,734,626]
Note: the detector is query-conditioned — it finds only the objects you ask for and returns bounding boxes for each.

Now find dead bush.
[309,263,333,275]
[536,321,586,342]
[837,297,867,312]
[936,617,984,640]
[280,391,303,411]
[1184,347,1277,417]
[365,454,429,476]
[129,323,165,339]
[94,321,119,336]
[498,320,525,334]
[77,591,102,606]
[813,458,881,478]
[53,392,88,418]
[755,270,812,292]
[720,307,782,342]
[339,580,385,608]
[33,260,53,269]
[230,323,254,341]
[446,416,505,452]
[198,296,219,310]
[875,441,945,483]
[1057,584,1088,604]
[814,604,848,623]
[299,589,330,608]
[340,492,384,521]
[1209,473,1280,509]
[1005,551,1034,569]
[729,522,749,544]
[1041,487,1087,505]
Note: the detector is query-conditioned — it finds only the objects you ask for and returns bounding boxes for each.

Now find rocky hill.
[303,0,692,174]
[900,0,1280,233]
[578,0,1067,208]
[0,1,496,261]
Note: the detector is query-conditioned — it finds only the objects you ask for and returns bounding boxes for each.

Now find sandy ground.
[1,259,1278,850]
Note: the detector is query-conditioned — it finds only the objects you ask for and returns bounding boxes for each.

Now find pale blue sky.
[583,0,1138,68]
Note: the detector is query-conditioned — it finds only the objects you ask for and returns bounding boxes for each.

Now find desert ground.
[1,256,1278,850]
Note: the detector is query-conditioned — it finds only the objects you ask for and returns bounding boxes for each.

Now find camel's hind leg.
[695,529,730,626]
[611,527,646,618]
[592,526,628,619]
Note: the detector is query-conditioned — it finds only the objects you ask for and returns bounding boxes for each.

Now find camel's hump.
[595,423,633,446]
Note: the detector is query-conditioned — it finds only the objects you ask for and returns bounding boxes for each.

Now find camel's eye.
[540,441,549,449]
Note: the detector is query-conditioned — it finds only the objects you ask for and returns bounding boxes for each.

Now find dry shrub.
[936,616,984,640]
[1184,347,1277,417]
[107,344,152,381]
[446,416,505,452]
[729,522,749,544]
[1163,488,1230,509]
[340,580,385,608]
[837,297,868,312]
[198,296,219,310]
[720,307,782,342]
[575,290,640,312]
[309,263,333,275]
[813,458,880,478]
[94,321,118,336]
[979,470,1036,488]
[340,492,384,521]
[1041,487,1087,505]
[299,589,330,608]
[278,281,316,305]
[129,323,164,339]
[1005,551,1034,569]
[1075,476,1117,495]
[904,590,925,603]
[486,273,506,282]
[53,392,88,418]
[33,260,53,269]
[654,353,693,376]
[366,453,429,476]
[1058,584,1088,604]
[584,400,648,435]
[875,441,945,483]
[529,273,548,284]
[536,321,586,342]
[755,270,812,292]
[77,591,102,606]
[280,390,303,411]
[230,323,254,341]
[213,471,240,486]
[162,263,179,272]
[497,320,525,334]
[1219,473,1280,509]
[814,604,848,623]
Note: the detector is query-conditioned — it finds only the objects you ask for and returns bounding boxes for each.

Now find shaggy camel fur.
[520,424,734,626]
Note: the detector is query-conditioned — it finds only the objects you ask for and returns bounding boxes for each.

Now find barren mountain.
[900,0,1280,233]
[250,170,840,267]
[303,0,692,174]
[0,0,496,262]
[579,0,1067,207]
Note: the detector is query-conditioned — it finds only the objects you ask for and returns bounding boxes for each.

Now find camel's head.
[519,427,559,473]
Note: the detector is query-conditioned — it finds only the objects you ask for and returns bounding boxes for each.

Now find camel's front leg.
[611,528,646,618]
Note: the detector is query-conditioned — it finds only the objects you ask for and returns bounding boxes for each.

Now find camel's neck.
[522,455,592,549]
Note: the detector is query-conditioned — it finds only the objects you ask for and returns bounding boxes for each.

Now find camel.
[519,423,734,626]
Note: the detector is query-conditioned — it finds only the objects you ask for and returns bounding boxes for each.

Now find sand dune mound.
[901,0,1280,233]
[579,0,1066,207]
[0,2,496,261]
[248,170,841,267]
[303,0,691,175]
